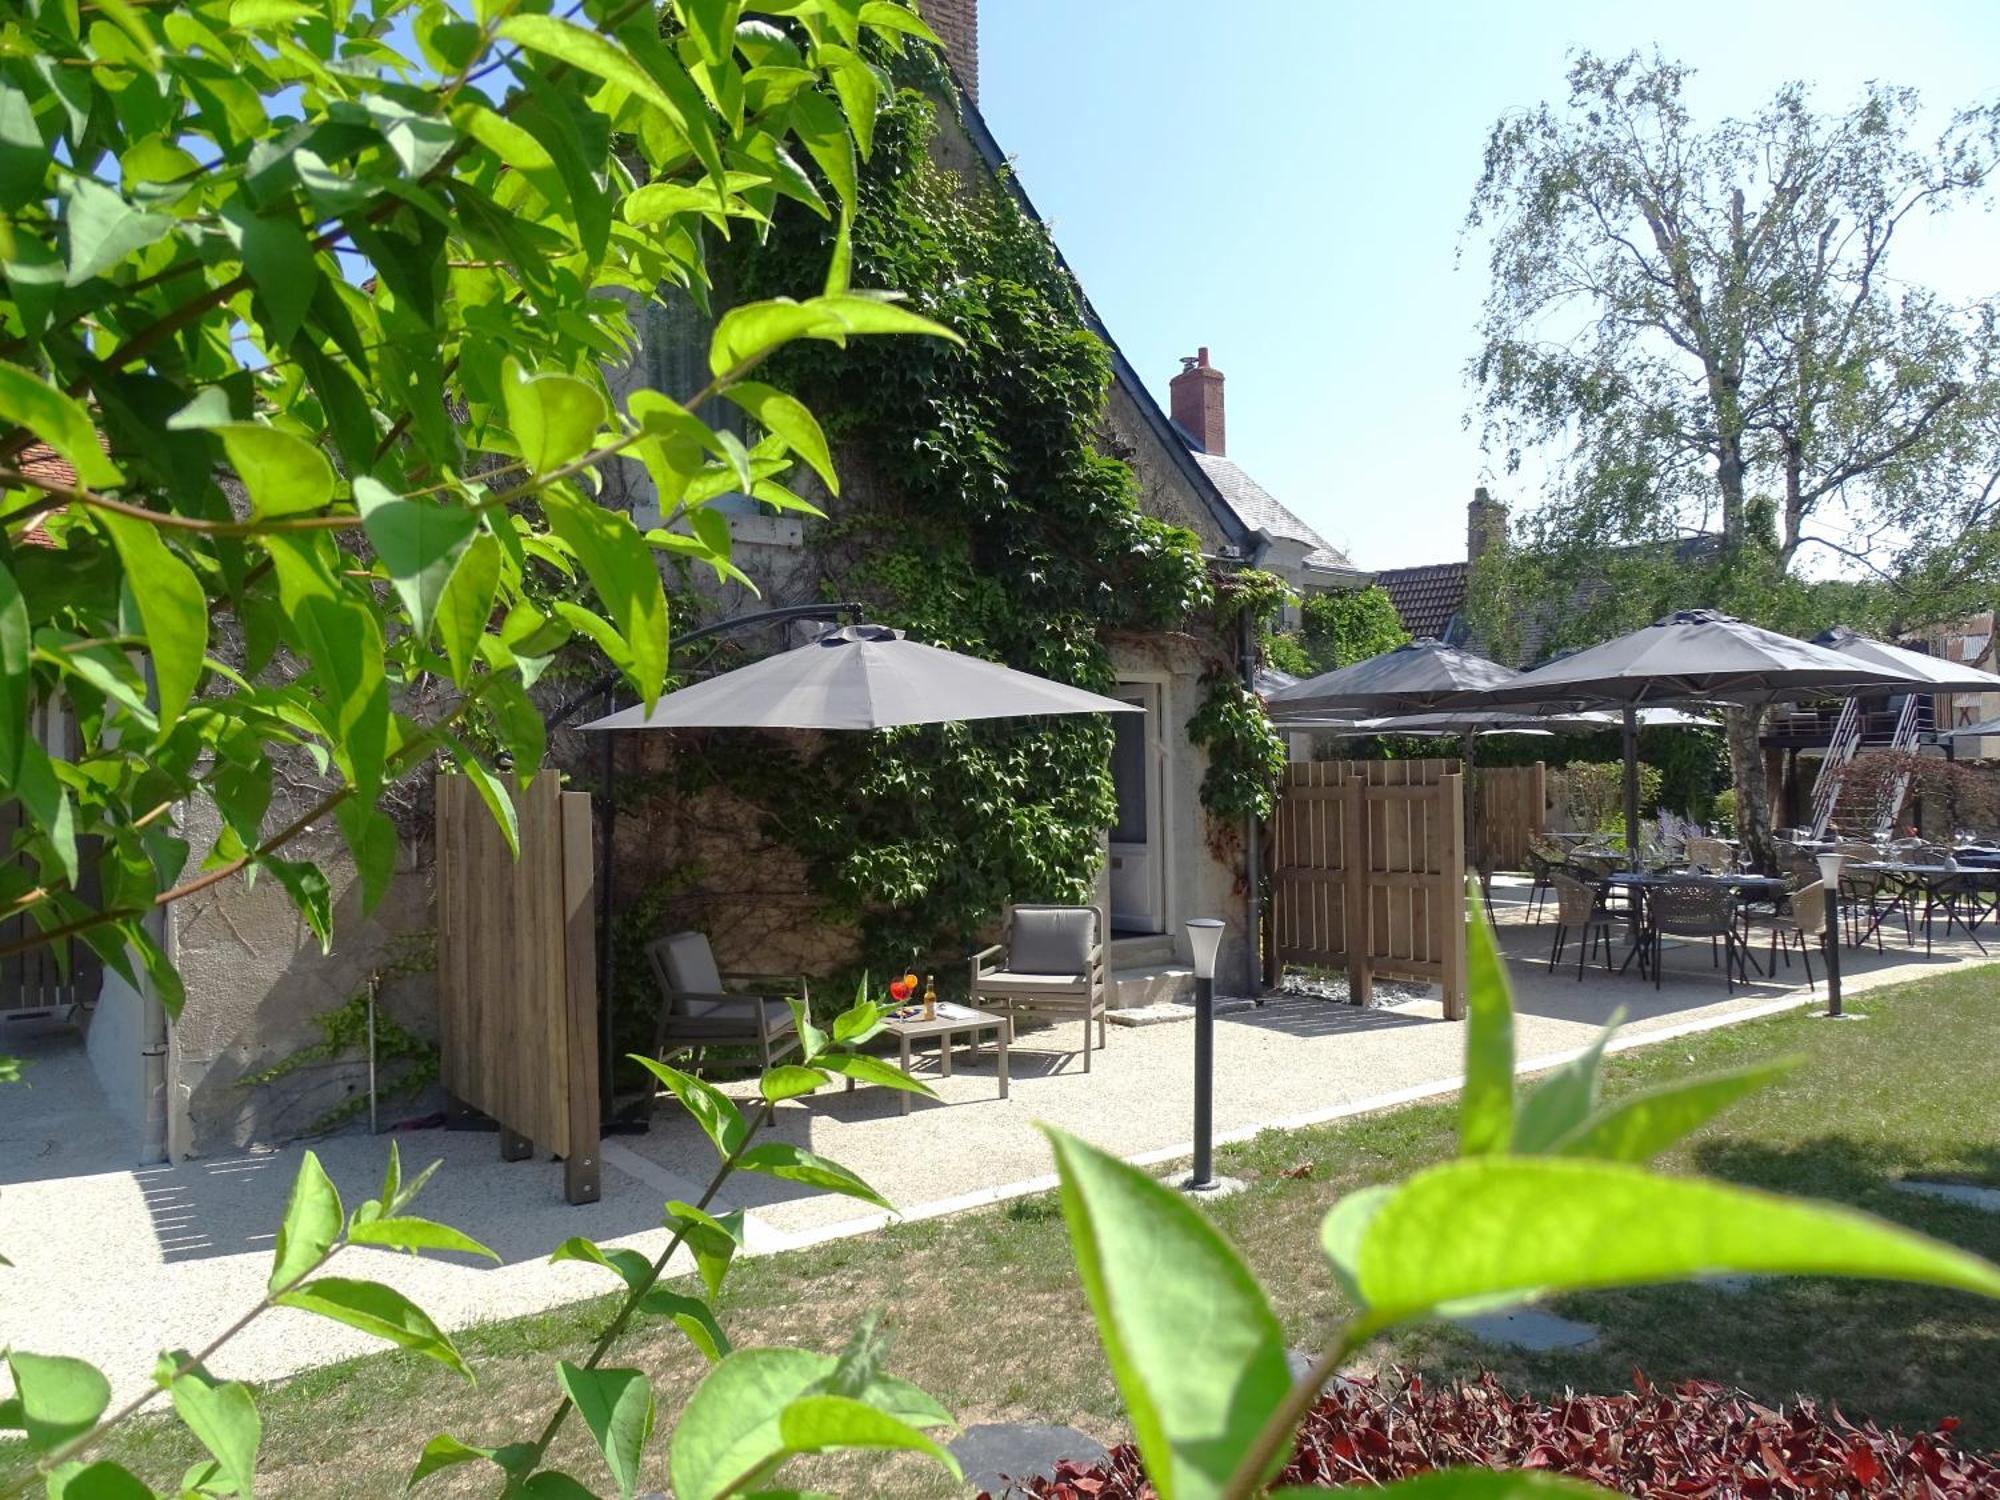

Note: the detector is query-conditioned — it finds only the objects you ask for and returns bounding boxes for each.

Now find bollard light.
[1186,917,1225,981]
[1182,918,1227,1194]
[1814,851,1855,1020]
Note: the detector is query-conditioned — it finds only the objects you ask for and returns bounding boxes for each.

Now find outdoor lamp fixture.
[1814,851,1856,1020]
[1182,918,1229,1195]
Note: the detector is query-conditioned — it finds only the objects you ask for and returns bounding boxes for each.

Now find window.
[644,291,755,520]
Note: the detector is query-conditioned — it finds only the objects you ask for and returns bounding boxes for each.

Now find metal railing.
[1808,697,1862,839]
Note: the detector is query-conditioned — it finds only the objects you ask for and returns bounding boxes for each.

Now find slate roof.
[1187,451,1352,573]
[1376,562,1470,643]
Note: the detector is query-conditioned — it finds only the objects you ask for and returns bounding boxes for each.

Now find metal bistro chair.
[645,931,804,1074]
[1644,880,1747,991]
[1523,836,1569,923]
[1837,842,1906,951]
[1743,880,1824,991]
[1546,873,1623,980]
[969,904,1108,1071]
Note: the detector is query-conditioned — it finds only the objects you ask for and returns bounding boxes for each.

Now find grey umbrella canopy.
[1942,716,2000,741]
[1286,707,1715,735]
[1266,637,1522,720]
[579,623,1140,732]
[1470,610,1920,856]
[1815,626,2000,693]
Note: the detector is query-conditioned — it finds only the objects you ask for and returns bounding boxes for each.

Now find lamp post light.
[1814,851,1859,1020]
[1182,918,1239,1196]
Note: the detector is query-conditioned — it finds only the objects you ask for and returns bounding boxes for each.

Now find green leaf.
[1552,1058,1798,1163]
[497,16,692,133]
[858,1,940,43]
[1047,1128,1289,1500]
[1458,891,1513,1156]
[775,1394,957,1475]
[435,531,501,685]
[637,1286,732,1362]
[759,1063,828,1103]
[273,1277,470,1378]
[0,559,29,785]
[1269,1473,1616,1500]
[725,382,837,494]
[347,1215,499,1260]
[356,478,478,644]
[556,1363,654,1500]
[0,361,123,487]
[500,358,607,476]
[669,1348,826,1500]
[266,534,390,798]
[631,1056,751,1158]
[1323,1156,2000,1329]
[214,423,336,518]
[4,1352,110,1453]
[816,1052,935,1097]
[1512,1009,1622,1154]
[269,1149,342,1292]
[829,998,882,1045]
[810,292,959,341]
[786,87,855,216]
[168,1370,260,1499]
[221,198,319,348]
[665,1200,743,1301]
[736,1141,891,1211]
[522,1472,600,1498]
[263,855,333,953]
[42,1459,155,1498]
[406,1433,497,1489]
[334,799,398,915]
[542,488,667,709]
[444,735,520,857]
[95,510,207,723]
[61,176,173,284]
[550,1235,654,1291]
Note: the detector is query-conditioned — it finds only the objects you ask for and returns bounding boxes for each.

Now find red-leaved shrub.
[988,1371,2000,1498]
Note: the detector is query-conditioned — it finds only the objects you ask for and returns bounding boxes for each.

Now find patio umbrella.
[1943,716,2000,740]
[1265,637,1522,720]
[579,623,1140,731]
[1814,626,2000,694]
[1469,610,1919,857]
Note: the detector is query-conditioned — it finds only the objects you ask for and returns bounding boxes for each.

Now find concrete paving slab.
[1891,1179,2000,1212]
[1454,1304,1599,1351]
[949,1422,1109,1497]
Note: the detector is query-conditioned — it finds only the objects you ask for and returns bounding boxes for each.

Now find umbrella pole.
[1621,707,1641,863]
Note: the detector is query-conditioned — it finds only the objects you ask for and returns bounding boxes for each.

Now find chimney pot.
[1170,348,1226,456]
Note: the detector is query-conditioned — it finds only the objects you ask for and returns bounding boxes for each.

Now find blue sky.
[976,1,2000,575]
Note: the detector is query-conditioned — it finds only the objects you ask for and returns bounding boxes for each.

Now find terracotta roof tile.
[1376,561,1469,642]
[11,442,74,549]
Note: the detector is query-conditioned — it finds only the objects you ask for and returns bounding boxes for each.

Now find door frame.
[1109,676,1169,935]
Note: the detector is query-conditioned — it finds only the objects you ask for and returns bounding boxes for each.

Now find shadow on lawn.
[1398,1131,2000,1448]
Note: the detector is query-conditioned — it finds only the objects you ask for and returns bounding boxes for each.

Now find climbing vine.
[696,53,1272,963]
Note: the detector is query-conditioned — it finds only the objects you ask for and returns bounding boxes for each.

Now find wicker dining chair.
[1684,837,1735,872]
[1546,874,1622,980]
[1742,880,1823,991]
[1644,880,1745,991]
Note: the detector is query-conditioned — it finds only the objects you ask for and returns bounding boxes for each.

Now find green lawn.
[81,967,2000,1496]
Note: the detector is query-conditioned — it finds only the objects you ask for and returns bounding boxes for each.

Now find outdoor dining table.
[1851,862,1999,954]
[1598,871,1791,978]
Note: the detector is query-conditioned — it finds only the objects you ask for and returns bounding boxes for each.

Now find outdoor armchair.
[968,904,1108,1071]
[645,931,804,1074]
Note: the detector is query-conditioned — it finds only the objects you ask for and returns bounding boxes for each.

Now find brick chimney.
[1171,348,1226,456]
[1467,486,1508,563]
[925,0,978,102]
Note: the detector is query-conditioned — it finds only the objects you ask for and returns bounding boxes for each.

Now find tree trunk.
[1725,704,1772,869]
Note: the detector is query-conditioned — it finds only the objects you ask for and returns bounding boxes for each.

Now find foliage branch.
[0,0,956,1001]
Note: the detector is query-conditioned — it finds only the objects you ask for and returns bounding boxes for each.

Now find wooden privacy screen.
[1270,758,1469,1020]
[1476,762,1547,873]
[435,775,600,1203]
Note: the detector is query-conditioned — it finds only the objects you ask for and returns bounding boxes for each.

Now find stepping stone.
[1452,1305,1598,1351]
[1106,1002,1194,1027]
[949,1422,1110,1498]
[1892,1179,2000,1212]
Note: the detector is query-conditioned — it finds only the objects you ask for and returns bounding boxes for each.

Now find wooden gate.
[1476,762,1547,872]
[435,775,600,1203]
[1271,758,1468,1019]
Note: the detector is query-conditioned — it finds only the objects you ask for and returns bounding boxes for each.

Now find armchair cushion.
[978,970,1090,992]
[1009,905,1096,977]
[658,931,723,1008]
[674,995,796,1030]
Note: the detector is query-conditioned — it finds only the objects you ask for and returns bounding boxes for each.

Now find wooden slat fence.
[1476,762,1547,873]
[436,775,600,1203]
[1271,758,1468,1019]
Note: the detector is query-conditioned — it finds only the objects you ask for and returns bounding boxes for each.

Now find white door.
[1108,684,1165,934]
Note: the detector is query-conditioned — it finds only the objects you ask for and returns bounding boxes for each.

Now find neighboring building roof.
[950,94,1257,559]
[1186,450,1355,575]
[13,443,73,549]
[1376,562,1470,643]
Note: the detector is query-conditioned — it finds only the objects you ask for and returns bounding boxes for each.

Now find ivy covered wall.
[606,53,1281,989]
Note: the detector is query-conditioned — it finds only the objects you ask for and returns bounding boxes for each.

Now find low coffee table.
[854,1003,1011,1114]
